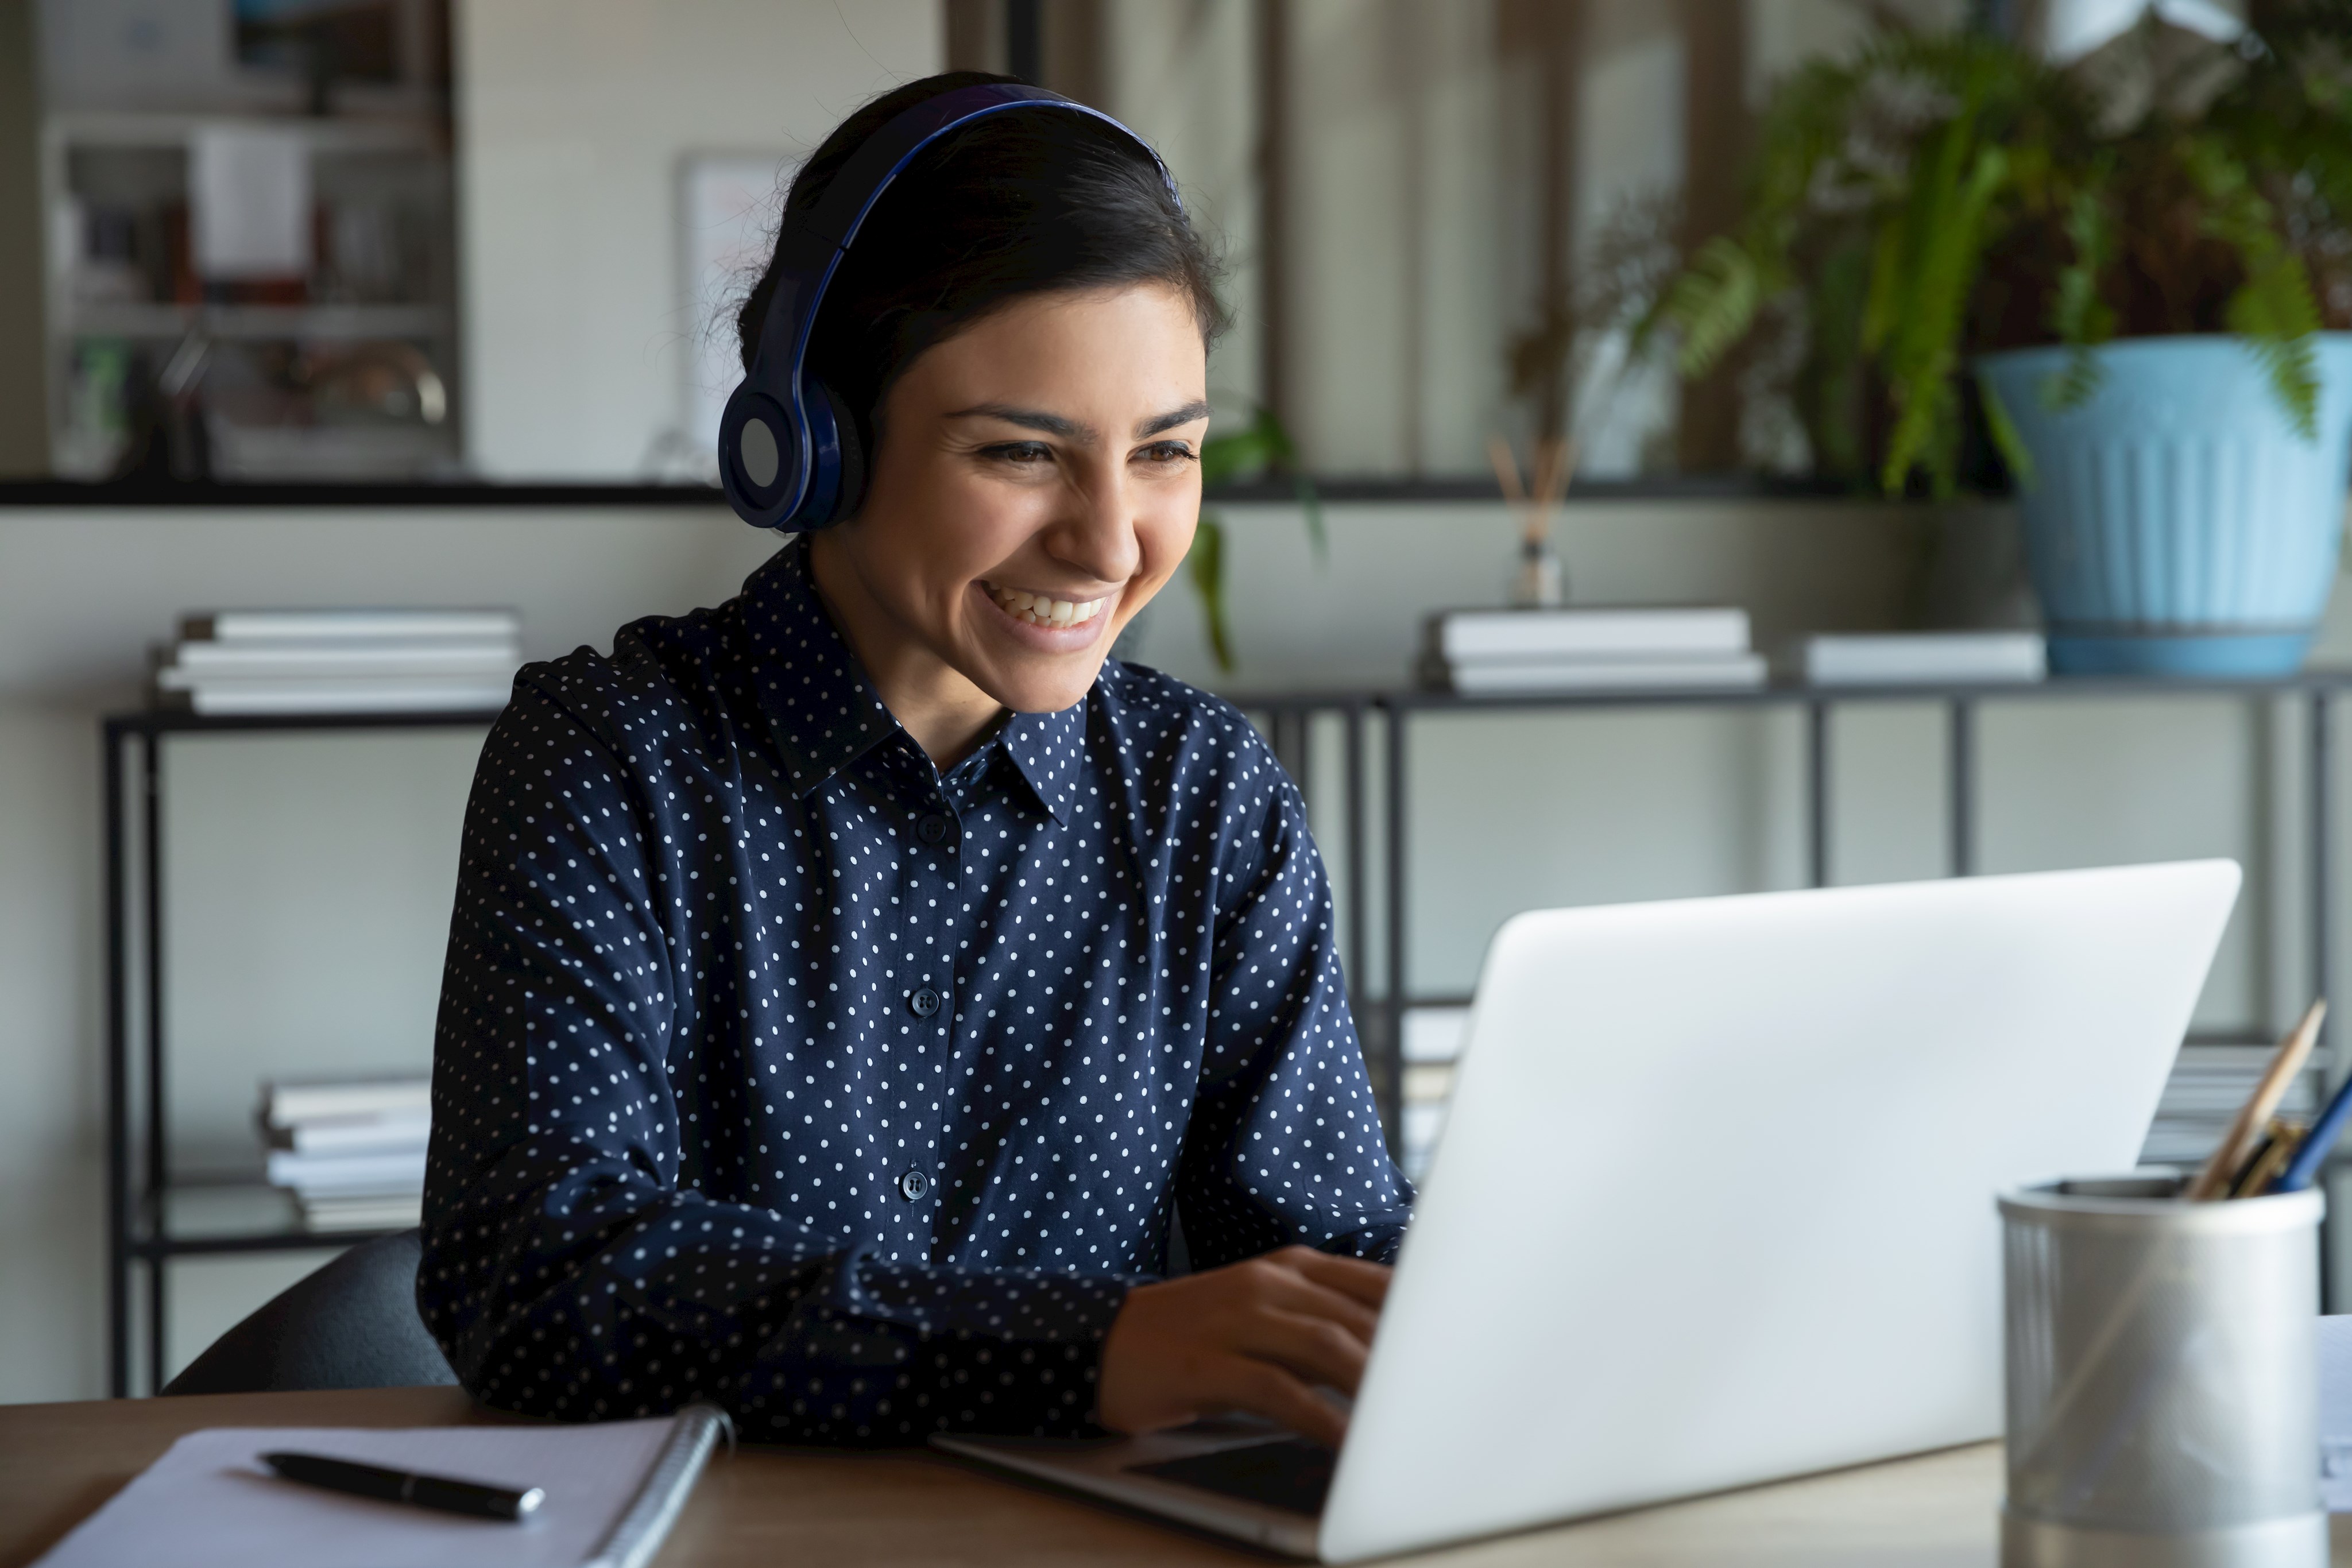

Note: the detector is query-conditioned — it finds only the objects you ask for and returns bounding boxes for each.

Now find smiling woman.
[417,72,1412,1455]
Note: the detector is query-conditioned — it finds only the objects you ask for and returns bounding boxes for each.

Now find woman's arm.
[1099,756,1415,1442]
[418,680,1130,1442]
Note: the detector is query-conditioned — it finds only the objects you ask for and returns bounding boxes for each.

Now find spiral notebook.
[34,1405,726,1568]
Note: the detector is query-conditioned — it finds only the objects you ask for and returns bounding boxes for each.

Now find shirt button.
[909,986,940,1017]
[918,814,949,845]
[899,1170,931,1201]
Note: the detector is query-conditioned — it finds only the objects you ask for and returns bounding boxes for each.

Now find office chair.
[160,1228,459,1396]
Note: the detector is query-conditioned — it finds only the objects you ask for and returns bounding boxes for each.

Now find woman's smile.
[974,578,1117,652]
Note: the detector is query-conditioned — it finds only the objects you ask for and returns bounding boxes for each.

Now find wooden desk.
[5,1389,2349,1566]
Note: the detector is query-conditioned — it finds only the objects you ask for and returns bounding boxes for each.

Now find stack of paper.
[155,609,521,715]
[261,1077,431,1232]
[1422,607,1765,694]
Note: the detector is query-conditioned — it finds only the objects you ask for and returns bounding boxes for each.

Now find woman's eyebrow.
[1136,400,1212,438]
[946,403,1089,439]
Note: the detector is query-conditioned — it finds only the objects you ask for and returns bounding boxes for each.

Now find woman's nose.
[1049,459,1144,585]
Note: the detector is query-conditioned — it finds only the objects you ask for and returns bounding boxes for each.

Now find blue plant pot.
[1975,334,2352,678]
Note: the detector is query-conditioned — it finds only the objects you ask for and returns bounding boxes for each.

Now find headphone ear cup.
[790,379,865,531]
[821,382,868,523]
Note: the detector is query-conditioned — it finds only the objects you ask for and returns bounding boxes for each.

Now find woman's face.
[817,282,1209,717]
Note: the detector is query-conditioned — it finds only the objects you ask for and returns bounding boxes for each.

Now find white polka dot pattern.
[419,539,1412,1444]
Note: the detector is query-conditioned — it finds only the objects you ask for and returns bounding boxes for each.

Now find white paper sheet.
[36,1419,674,1568]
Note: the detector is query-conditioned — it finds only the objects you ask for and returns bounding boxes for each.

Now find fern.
[2185,137,2324,438]
[1659,237,1767,379]
[2044,186,2117,410]
[1631,14,2347,494]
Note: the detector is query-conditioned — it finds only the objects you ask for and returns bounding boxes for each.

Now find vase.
[1974,334,2352,677]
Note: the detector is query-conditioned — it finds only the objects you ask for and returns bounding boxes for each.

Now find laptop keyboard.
[1128,1437,1336,1516]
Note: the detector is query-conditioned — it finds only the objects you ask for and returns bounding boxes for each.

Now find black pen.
[261,1450,545,1521]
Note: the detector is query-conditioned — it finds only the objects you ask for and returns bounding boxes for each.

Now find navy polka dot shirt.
[419,538,1412,1443]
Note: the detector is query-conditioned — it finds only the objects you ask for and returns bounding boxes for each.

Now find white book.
[1441,653,1768,695]
[266,1106,432,1155]
[265,1078,432,1125]
[265,1147,427,1194]
[297,1195,424,1231]
[167,640,520,676]
[1797,631,2047,686]
[167,679,513,716]
[1432,606,1751,663]
[181,608,520,643]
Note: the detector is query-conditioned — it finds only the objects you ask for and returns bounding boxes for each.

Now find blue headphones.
[718,83,1182,532]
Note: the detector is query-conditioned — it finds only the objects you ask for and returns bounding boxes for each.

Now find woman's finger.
[1221,1356,1349,1449]
[1282,1248,1393,1310]
[1242,1307,1372,1395]
[1235,1261,1383,1345]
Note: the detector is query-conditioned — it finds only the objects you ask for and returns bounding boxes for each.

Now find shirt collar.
[999,704,1084,825]
[740,540,897,796]
[742,539,1084,823]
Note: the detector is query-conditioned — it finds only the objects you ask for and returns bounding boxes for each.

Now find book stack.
[1397,1006,1472,1180]
[1422,607,1766,694]
[1792,630,2047,687]
[261,1076,432,1232]
[2140,1043,2324,1168]
[154,608,522,715]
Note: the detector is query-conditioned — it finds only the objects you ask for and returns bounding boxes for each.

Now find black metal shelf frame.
[103,672,2352,1393]
[104,707,504,1396]
[1237,672,2352,1305]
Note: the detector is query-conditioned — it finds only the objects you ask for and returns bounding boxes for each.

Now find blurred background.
[2,0,1976,489]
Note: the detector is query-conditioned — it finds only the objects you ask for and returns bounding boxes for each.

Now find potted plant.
[1647,9,2352,675]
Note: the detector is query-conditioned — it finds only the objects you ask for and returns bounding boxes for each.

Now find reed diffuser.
[1487,433,1575,609]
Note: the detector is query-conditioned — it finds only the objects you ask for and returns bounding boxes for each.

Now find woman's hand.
[1095,1246,1392,1449]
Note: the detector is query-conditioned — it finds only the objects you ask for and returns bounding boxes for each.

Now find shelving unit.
[103,670,2352,1392]
[40,106,459,482]
[104,706,497,1397]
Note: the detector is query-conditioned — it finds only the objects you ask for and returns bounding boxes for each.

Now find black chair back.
[161,1229,458,1396]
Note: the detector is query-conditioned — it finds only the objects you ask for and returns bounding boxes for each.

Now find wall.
[2,495,2348,1401]
[454,0,939,480]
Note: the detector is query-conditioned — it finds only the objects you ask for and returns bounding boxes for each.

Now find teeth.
[987,583,1106,629]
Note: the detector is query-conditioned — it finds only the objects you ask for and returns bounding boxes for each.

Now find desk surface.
[5,1388,2349,1567]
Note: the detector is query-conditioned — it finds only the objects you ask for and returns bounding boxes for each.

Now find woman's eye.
[982,442,1054,465]
[1138,441,1197,464]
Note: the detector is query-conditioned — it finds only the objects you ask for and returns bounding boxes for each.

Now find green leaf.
[1976,375,2037,491]
[1659,237,1765,379]
[2184,135,2324,439]
[1188,512,1233,672]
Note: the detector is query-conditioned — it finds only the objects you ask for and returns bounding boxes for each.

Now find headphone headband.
[720,84,1182,531]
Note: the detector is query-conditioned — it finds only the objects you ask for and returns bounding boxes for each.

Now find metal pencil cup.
[1999,1174,2325,1568]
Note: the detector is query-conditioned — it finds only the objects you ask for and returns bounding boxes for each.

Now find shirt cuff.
[733,1257,1136,1445]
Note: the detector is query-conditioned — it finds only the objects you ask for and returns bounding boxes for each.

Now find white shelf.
[45,110,444,155]
[64,303,452,342]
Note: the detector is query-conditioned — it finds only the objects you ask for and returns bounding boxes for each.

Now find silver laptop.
[935,861,2243,1561]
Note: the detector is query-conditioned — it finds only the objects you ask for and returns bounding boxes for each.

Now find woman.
[419,72,1411,1450]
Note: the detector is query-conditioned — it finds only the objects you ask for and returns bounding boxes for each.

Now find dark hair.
[734,72,1225,452]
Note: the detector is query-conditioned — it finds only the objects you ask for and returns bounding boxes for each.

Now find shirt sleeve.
[1173,764,1414,1270]
[417,678,1129,1445]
